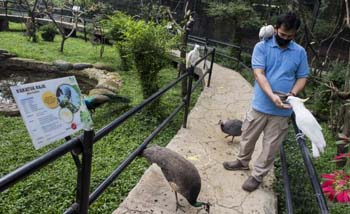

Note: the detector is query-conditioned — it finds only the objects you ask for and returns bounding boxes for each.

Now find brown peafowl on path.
[218,119,243,143]
[141,145,210,213]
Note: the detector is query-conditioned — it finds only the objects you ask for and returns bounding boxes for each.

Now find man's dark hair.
[276,12,301,30]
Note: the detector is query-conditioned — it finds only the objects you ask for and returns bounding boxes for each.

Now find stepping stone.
[73,63,93,70]
[53,60,73,71]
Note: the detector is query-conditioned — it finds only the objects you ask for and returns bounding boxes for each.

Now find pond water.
[0,70,97,104]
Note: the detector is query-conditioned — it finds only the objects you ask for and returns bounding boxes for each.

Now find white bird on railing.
[259,25,274,41]
[186,44,206,87]
[286,96,326,158]
[186,44,200,68]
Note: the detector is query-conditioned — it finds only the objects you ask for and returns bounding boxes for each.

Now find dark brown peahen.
[141,145,210,212]
[218,119,243,143]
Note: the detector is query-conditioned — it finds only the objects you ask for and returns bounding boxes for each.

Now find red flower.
[344,191,350,202]
[322,186,336,201]
[321,180,334,188]
[321,170,350,203]
[335,153,345,160]
[71,123,77,130]
[334,153,350,161]
[322,173,336,180]
[336,191,350,203]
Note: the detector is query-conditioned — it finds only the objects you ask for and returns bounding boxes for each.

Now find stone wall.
[0,51,122,116]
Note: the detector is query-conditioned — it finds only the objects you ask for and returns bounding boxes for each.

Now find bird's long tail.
[104,94,131,103]
[310,131,326,158]
[311,142,321,158]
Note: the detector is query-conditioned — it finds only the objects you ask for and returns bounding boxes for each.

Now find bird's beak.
[300,98,310,103]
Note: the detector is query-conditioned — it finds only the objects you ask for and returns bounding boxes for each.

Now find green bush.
[106,12,177,108]
[40,24,58,42]
[102,13,136,71]
[274,125,350,213]
[311,63,349,131]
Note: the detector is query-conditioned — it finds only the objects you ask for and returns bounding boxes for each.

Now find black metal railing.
[190,34,329,213]
[188,34,252,71]
[0,2,91,28]
[0,49,216,213]
[279,113,329,214]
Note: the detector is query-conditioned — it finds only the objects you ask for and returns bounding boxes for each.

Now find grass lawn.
[0,22,120,70]
[0,23,201,213]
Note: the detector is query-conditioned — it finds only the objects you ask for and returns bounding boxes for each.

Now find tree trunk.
[342,48,350,136]
[26,0,40,43]
[230,20,242,68]
[60,37,66,52]
[179,1,194,98]
[337,48,350,166]
[180,32,188,98]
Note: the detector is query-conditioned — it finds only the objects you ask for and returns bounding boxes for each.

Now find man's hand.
[271,94,292,109]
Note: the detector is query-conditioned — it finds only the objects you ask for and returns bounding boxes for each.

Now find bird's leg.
[225,135,234,145]
[175,191,186,213]
[224,135,230,138]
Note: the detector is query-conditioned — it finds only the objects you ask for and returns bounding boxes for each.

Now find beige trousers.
[237,108,289,182]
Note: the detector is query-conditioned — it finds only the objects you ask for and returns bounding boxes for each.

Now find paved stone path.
[113,63,276,214]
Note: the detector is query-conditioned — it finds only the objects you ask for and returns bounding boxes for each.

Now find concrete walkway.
[113,63,276,214]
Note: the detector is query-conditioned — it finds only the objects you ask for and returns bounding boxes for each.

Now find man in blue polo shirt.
[223,12,309,192]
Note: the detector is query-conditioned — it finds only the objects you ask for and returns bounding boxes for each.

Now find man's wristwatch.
[290,91,297,96]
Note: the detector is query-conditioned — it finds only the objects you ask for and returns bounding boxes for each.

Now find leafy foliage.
[205,0,262,29]
[40,24,58,42]
[205,0,261,64]
[310,63,350,132]
[107,12,178,103]
[205,1,257,25]
[274,125,350,213]
[0,24,201,213]
[0,23,119,69]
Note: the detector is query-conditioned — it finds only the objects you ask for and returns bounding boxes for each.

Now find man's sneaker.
[242,176,261,192]
[223,160,249,171]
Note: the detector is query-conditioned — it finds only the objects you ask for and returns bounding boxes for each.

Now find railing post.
[78,129,94,214]
[183,66,194,128]
[203,37,209,70]
[291,113,329,214]
[280,142,294,214]
[5,0,8,16]
[236,47,242,68]
[207,48,215,87]
[83,18,87,42]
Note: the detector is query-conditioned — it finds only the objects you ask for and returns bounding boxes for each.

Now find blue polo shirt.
[251,35,309,117]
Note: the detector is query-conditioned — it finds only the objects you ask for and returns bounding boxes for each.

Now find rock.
[88,88,116,96]
[0,49,9,54]
[93,63,115,71]
[96,80,121,93]
[0,53,17,58]
[0,57,58,72]
[0,103,20,116]
[53,60,73,71]
[82,68,123,93]
[73,63,93,70]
